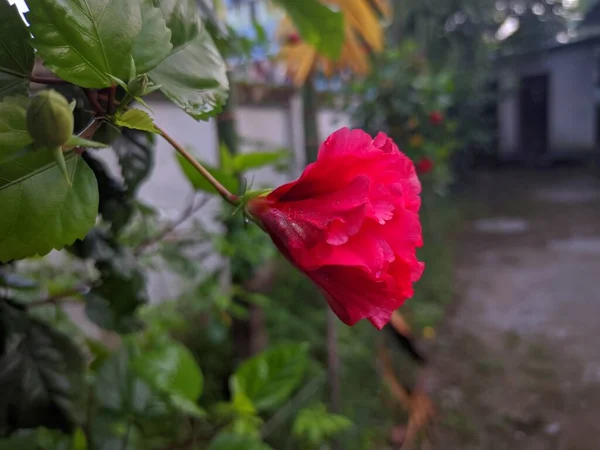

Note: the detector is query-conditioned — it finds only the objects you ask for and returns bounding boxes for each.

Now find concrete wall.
[498,44,598,158]
[98,96,351,302]
[548,46,596,153]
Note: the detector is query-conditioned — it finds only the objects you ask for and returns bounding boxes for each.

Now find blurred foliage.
[277,0,391,85]
[349,40,461,192]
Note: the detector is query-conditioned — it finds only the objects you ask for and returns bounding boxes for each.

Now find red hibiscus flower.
[416,157,434,175]
[429,111,444,126]
[246,128,424,329]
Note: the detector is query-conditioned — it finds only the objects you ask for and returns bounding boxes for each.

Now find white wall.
[498,44,598,157]
[548,46,596,153]
[97,96,351,302]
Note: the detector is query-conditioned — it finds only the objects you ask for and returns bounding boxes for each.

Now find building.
[497,4,600,162]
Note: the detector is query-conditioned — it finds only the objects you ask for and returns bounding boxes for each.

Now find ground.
[429,167,600,450]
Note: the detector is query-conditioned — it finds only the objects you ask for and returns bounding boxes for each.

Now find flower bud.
[127,74,150,97]
[26,90,74,147]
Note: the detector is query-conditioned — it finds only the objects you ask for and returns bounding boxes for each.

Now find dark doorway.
[519,74,549,158]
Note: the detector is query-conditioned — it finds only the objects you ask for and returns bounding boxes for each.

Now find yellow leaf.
[371,0,392,19]
[326,0,384,51]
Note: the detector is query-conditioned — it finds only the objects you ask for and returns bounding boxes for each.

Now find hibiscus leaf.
[0,95,32,155]
[176,152,238,196]
[151,0,200,50]
[133,0,173,74]
[0,303,86,432]
[230,343,309,412]
[26,0,143,88]
[233,150,289,173]
[0,153,99,262]
[94,344,168,416]
[114,109,159,133]
[0,1,34,99]
[149,20,229,120]
[133,338,205,417]
[112,130,155,195]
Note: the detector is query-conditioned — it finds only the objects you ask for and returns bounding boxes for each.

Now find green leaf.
[133,339,204,416]
[233,150,289,173]
[112,130,155,194]
[66,135,109,149]
[0,1,34,99]
[82,152,133,233]
[94,344,169,417]
[207,433,273,450]
[219,142,234,173]
[230,343,309,412]
[133,0,173,74]
[0,154,99,262]
[26,0,143,88]
[272,0,344,60]
[114,109,159,133]
[150,21,229,120]
[84,237,147,333]
[152,0,200,50]
[176,152,238,195]
[89,413,143,450]
[91,344,180,450]
[37,427,88,450]
[292,403,352,445]
[0,303,86,433]
[0,95,32,154]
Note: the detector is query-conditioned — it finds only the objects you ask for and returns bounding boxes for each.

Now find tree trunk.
[301,78,319,164]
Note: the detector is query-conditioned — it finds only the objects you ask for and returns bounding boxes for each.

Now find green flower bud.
[127,74,150,98]
[26,90,74,147]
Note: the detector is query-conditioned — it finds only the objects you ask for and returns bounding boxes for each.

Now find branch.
[84,89,105,115]
[134,195,209,256]
[155,125,240,206]
[26,285,90,308]
[29,75,68,85]
[107,84,117,115]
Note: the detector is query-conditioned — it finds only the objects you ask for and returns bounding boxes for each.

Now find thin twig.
[26,285,89,308]
[155,125,240,206]
[84,89,105,115]
[107,84,117,115]
[134,195,210,256]
[29,75,68,85]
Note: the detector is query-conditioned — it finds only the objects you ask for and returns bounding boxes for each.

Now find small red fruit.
[416,157,434,175]
[429,111,444,126]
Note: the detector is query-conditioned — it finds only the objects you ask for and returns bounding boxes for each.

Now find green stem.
[156,125,240,206]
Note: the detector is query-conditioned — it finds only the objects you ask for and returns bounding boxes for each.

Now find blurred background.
[5,0,600,449]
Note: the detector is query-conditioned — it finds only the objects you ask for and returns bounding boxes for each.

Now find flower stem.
[156,125,240,206]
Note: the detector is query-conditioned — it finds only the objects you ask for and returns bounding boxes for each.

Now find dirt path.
[430,168,600,450]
